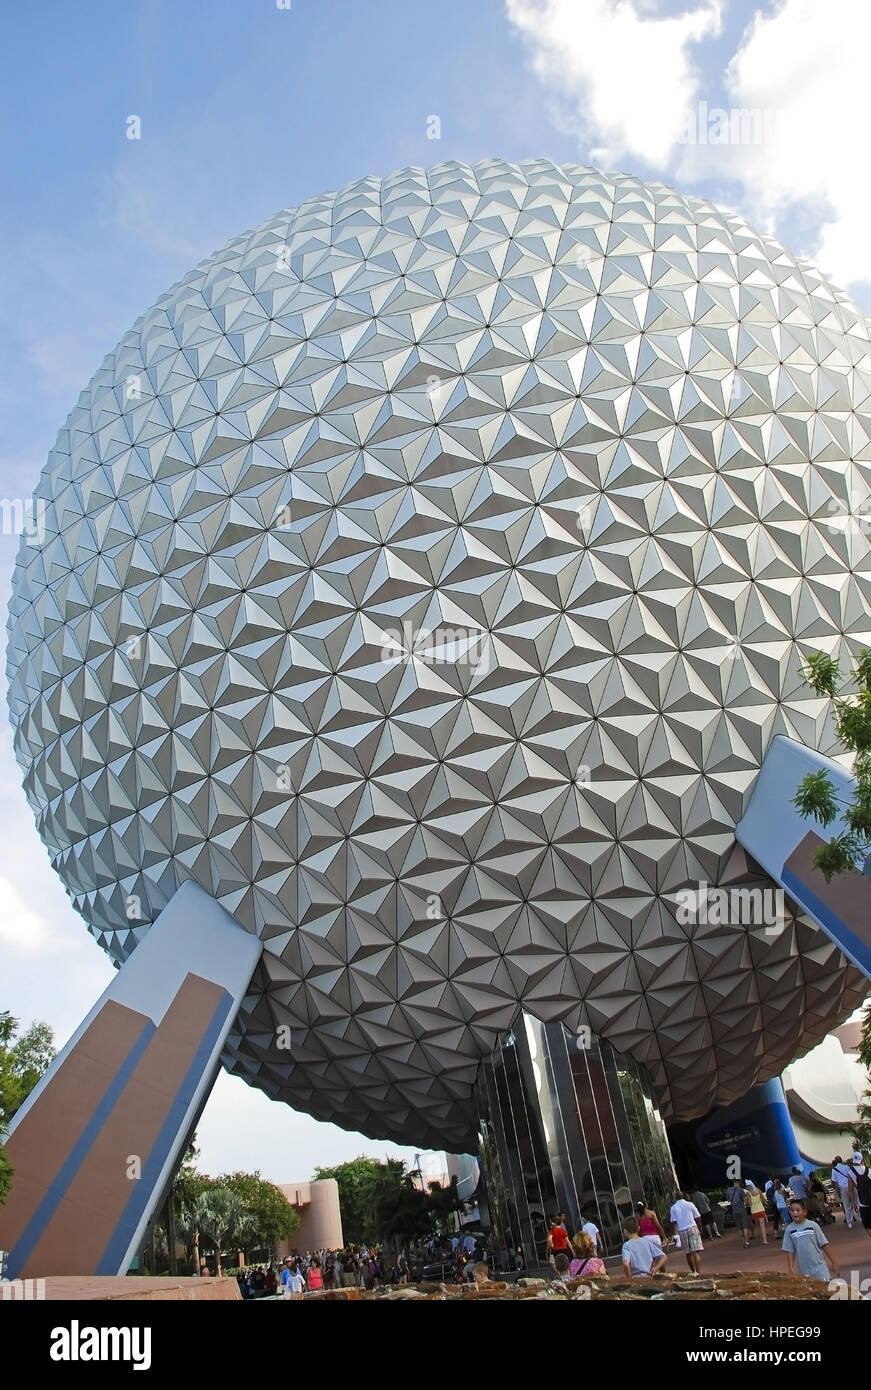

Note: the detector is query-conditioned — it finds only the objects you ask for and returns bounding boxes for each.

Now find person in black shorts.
[727,1178,751,1247]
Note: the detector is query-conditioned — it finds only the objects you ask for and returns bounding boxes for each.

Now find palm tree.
[177,1190,212,1275]
[427,1176,463,1235]
[197,1188,254,1276]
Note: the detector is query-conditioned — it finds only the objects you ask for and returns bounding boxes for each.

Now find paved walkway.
[603,1218,871,1287]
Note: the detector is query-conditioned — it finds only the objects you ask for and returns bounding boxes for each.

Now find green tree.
[851,1003,871,1161]
[0,1144,12,1204]
[314,1156,436,1247]
[172,1139,209,1213]
[221,1170,299,1249]
[0,1012,55,1125]
[177,1188,213,1275]
[171,1149,299,1271]
[0,1011,55,1203]
[794,655,871,1160]
[196,1186,254,1276]
[314,1156,385,1243]
[369,1160,430,1248]
[793,649,871,880]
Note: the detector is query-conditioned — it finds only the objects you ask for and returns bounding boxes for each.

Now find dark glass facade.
[474,1014,676,1264]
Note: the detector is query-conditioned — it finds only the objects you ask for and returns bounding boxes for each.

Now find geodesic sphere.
[7,159,868,1149]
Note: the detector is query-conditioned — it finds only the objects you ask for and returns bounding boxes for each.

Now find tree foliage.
[852,1004,871,1163]
[793,649,871,880]
[426,1175,463,1233]
[221,1170,299,1245]
[369,1161,430,1245]
[0,1012,55,1126]
[314,1156,460,1246]
[314,1156,385,1244]
[0,1143,12,1204]
[195,1187,254,1276]
[795,666,871,1156]
[0,1011,56,1204]
[803,651,840,699]
[169,1149,298,1271]
[172,1138,210,1212]
[175,1188,211,1272]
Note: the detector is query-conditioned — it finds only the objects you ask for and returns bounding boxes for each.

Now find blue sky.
[2,0,869,1181]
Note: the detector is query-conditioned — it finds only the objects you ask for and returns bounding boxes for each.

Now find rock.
[714,1280,761,1298]
[287,1267,837,1302]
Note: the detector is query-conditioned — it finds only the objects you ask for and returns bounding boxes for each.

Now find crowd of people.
[723,1148,871,1247]
[231,1144,870,1297]
[623,1148,870,1282]
[424,1230,502,1277]
[235,1264,279,1297]
[232,1249,392,1297]
[237,1240,496,1296]
[543,1145,870,1285]
[619,1193,845,1283]
[276,1247,394,1295]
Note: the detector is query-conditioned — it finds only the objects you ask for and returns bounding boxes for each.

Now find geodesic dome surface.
[8,158,869,1149]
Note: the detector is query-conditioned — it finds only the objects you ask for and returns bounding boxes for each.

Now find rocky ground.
[311,1270,845,1300]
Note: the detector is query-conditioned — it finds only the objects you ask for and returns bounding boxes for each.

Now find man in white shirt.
[669,1191,703,1274]
[581,1217,600,1255]
[831,1156,860,1229]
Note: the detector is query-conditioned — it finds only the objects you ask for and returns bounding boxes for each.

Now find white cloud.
[0,872,61,956]
[505,0,871,293]
[505,0,722,165]
[710,0,871,287]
